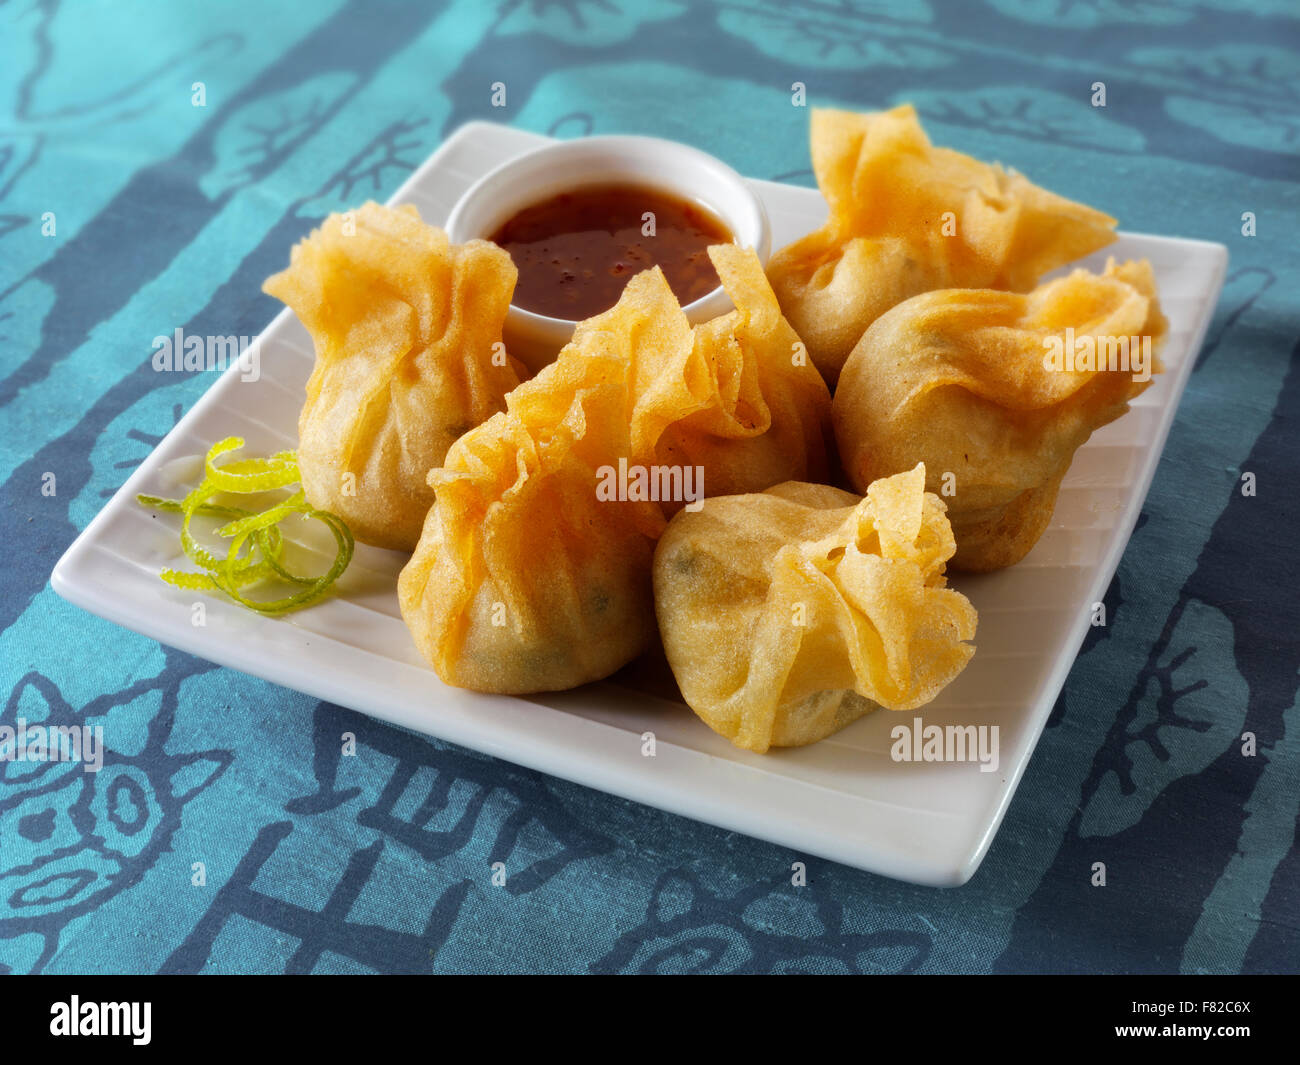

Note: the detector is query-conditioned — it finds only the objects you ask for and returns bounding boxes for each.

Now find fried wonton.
[631,242,834,506]
[653,464,978,753]
[399,246,834,694]
[834,259,1167,572]
[398,398,666,695]
[263,201,522,550]
[766,105,1118,385]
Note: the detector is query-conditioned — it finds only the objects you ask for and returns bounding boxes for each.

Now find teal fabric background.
[2,0,1297,974]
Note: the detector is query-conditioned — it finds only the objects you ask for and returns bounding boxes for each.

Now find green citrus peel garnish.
[137,437,354,615]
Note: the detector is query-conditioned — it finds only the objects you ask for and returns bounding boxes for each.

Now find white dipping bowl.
[445,134,770,375]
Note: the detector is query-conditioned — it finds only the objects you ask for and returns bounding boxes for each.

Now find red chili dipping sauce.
[489,183,733,320]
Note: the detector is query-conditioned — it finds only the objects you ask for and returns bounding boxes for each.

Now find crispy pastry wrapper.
[629,242,834,506]
[399,246,833,693]
[653,464,978,753]
[766,105,1118,385]
[834,258,1168,571]
[264,201,522,550]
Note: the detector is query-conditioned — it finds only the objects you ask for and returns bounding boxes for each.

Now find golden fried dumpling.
[653,464,977,753]
[834,259,1167,572]
[630,242,834,506]
[399,246,834,694]
[398,271,674,694]
[766,105,1118,385]
[263,201,522,550]
[398,397,666,695]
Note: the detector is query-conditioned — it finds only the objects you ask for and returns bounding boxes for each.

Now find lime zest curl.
[137,437,354,615]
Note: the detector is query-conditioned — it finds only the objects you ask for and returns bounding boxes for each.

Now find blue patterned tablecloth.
[2,0,1297,974]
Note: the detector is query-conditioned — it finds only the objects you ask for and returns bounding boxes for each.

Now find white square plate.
[51,121,1228,886]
